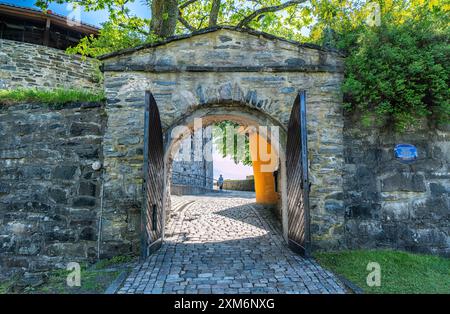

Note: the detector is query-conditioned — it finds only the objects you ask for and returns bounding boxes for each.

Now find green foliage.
[340,9,449,131]
[315,249,450,294]
[0,277,15,294]
[0,257,134,294]
[66,18,159,58]
[39,0,315,56]
[94,255,136,270]
[36,0,160,58]
[0,88,105,106]
[27,265,119,294]
[91,63,104,84]
[308,0,449,131]
[213,121,252,166]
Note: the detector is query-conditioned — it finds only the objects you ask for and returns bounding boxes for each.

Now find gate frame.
[142,95,311,257]
[142,91,165,259]
[286,91,311,256]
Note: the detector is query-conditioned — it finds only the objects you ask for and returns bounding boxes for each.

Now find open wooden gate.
[142,91,165,258]
[286,91,311,256]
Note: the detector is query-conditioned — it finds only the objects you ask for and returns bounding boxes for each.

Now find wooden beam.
[0,4,99,35]
[43,17,50,46]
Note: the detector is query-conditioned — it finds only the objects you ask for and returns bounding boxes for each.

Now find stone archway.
[99,27,345,257]
[162,103,290,243]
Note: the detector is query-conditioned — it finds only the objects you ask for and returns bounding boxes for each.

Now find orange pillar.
[249,133,278,204]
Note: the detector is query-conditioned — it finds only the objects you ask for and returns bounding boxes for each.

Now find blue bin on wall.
[394,144,418,164]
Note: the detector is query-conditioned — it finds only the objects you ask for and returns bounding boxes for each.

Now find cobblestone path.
[117,193,346,294]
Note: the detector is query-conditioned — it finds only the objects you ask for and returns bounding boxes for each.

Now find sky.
[1,0,150,27]
[212,148,253,181]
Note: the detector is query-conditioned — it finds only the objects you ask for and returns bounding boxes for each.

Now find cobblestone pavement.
[118,192,346,294]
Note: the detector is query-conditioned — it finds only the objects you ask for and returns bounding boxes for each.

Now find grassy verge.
[0,88,105,107]
[315,249,450,294]
[29,267,121,294]
[0,255,135,294]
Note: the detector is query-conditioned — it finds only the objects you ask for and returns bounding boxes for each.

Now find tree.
[150,0,179,37]
[37,0,310,41]
[213,121,252,166]
[312,0,449,131]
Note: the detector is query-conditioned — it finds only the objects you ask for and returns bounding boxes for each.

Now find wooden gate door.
[142,91,165,258]
[286,91,311,256]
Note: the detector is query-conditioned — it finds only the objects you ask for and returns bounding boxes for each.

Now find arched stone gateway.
[99,27,345,257]
[0,27,448,282]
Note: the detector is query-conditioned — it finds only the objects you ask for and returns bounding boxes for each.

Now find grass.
[315,249,450,294]
[94,255,135,270]
[0,88,105,107]
[26,267,121,294]
[0,255,136,294]
[0,279,14,294]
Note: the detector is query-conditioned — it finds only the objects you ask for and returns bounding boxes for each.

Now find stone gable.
[100,28,344,73]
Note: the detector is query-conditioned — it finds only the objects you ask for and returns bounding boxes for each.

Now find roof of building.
[98,26,343,60]
[0,2,99,34]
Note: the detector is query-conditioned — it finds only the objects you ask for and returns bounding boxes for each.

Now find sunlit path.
[118,193,346,294]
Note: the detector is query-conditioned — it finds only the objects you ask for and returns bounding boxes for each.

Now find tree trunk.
[208,0,221,27]
[151,0,179,37]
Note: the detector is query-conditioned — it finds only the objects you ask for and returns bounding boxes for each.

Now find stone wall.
[0,39,101,90]
[0,27,447,281]
[0,103,106,279]
[222,179,255,191]
[171,184,219,196]
[342,117,450,256]
[172,127,214,189]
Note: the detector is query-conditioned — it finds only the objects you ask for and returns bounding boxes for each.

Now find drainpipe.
[92,161,104,260]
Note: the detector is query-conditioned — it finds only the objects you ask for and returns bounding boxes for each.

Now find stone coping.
[98,26,345,61]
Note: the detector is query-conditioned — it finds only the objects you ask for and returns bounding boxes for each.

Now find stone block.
[79,227,96,241]
[324,200,344,212]
[429,183,448,196]
[72,196,96,208]
[44,229,77,242]
[345,203,378,219]
[382,173,426,192]
[53,166,78,180]
[78,182,97,197]
[45,243,86,257]
[70,122,100,137]
[17,242,40,256]
[48,188,67,204]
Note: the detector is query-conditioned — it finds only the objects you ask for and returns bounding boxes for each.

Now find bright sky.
[212,142,253,180]
[2,0,150,26]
